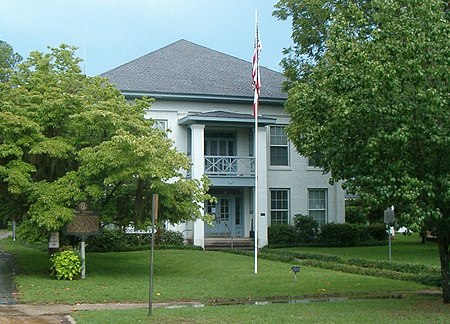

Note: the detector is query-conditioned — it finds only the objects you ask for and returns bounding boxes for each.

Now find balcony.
[205,156,254,177]
[188,155,255,187]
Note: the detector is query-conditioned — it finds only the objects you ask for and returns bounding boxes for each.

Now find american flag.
[252,18,261,116]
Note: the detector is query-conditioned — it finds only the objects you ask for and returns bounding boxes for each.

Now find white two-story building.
[102,40,345,248]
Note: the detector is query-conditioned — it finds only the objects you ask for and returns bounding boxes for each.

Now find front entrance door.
[205,197,243,237]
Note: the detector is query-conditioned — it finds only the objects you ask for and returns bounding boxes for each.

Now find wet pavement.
[0,252,16,305]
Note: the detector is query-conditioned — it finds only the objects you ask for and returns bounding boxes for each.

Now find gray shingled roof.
[101,39,287,101]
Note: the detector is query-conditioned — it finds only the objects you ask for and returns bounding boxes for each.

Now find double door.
[205,196,243,237]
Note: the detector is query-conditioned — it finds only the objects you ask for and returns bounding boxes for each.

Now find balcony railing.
[204,156,255,177]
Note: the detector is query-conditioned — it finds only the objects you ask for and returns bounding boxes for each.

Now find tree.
[275,0,450,302]
[0,40,22,82]
[0,44,211,240]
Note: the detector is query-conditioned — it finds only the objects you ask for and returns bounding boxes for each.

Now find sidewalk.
[0,301,201,324]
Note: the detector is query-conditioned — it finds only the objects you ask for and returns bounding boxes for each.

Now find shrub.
[50,248,82,280]
[268,223,297,245]
[367,223,388,241]
[86,228,183,252]
[320,223,358,246]
[293,214,319,243]
[345,205,368,224]
[319,223,387,246]
[155,230,184,245]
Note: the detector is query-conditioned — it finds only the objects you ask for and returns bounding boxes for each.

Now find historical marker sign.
[384,208,395,224]
[65,202,100,237]
[65,202,101,279]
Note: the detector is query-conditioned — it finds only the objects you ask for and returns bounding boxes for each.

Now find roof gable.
[101,39,287,101]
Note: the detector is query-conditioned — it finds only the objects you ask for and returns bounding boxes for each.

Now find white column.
[190,124,205,248]
[257,126,268,247]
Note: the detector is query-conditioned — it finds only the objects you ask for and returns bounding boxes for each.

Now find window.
[270,189,289,224]
[154,119,168,130]
[269,126,289,166]
[308,152,324,168]
[308,189,327,226]
[235,197,241,225]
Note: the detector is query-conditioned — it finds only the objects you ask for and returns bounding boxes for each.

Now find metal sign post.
[384,206,395,262]
[148,194,158,316]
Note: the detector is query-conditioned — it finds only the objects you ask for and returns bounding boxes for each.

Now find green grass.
[0,238,432,304]
[279,234,439,266]
[72,295,450,323]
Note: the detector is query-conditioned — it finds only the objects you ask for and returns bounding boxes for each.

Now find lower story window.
[270,189,289,224]
[308,189,327,226]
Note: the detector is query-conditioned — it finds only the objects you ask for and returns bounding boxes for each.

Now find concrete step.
[204,238,254,250]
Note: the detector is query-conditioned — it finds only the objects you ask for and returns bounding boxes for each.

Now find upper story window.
[269,126,289,166]
[308,152,324,168]
[153,119,168,130]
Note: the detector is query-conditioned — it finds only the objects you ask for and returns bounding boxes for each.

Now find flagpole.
[253,9,260,275]
[254,96,258,275]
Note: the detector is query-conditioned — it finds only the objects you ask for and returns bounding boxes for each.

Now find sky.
[1,0,293,76]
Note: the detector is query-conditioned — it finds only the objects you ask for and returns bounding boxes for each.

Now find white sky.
[1,0,292,76]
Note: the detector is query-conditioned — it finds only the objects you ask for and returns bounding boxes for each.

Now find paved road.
[0,252,15,305]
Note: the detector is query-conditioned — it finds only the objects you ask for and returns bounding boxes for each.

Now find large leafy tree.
[274,1,450,302]
[0,40,22,82]
[0,44,211,239]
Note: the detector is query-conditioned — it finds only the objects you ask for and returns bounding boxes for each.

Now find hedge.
[225,249,441,287]
[86,228,185,252]
[268,222,388,247]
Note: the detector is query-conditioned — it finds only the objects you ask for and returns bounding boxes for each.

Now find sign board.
[384,208,395,224]
[65,202,101,237]
[48,232,60,249]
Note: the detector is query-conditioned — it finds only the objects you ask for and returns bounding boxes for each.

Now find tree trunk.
[438,237,450,303]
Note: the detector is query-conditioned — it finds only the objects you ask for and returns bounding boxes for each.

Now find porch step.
[204,238,254,251]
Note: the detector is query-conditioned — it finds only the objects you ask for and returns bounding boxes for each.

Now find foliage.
[0,44,212,240]
[0,40,22,82]
[268,223,298,245]
[319,223,360,247]
[268,221,386,247]
[155,229,184,245]
[345,200,368,224]
[275,0,450,302]
[86,228,184,252]
[293,214,319,242]
[49,248,82,280]
[318,223,387,247]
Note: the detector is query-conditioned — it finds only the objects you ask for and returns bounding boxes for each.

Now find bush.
[367,223,388,241]
[50,248,82,280]
[320,223,358,246]
[293,215,319,243]
[345,205,368,224]
[268,223,297,245]
[86,228,184,252]
[155,230,184,245]
[319,223,388,246]
[268,221,387,248]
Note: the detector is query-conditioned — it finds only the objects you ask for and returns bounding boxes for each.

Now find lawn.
[279,233,440,266]
[0,237,434,305]
[72,295,450,323]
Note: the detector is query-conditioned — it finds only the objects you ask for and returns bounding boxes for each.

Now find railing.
[223,222,234,250]
[204,156,255,177]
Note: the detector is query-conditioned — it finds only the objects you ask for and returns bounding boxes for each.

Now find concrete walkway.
[0,301,203,323]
